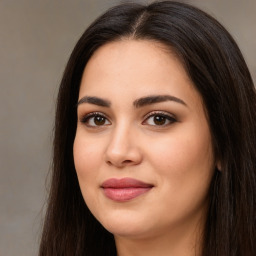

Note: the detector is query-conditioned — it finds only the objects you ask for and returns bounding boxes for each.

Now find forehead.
[82,39,186,82]
[79,39,201,108]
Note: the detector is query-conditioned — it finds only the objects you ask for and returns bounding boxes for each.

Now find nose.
[104,124,142,168]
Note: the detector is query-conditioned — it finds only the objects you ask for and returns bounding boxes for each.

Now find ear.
[216,160,222,171]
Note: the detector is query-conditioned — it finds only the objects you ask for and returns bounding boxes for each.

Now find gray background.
[0,0,255,255]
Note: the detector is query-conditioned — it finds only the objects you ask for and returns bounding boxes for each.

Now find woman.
[39,1,256,255]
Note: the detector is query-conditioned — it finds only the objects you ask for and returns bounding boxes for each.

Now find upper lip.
[101,178,153,188]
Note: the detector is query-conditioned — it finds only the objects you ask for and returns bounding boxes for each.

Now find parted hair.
[39,1,256,255]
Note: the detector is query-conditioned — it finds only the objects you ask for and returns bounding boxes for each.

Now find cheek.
[73,133,106,211]
[147,130,214,220]
[73,134,103,182]
[147,125,214,190]
[161,123,212,166]
[160,139,212,171]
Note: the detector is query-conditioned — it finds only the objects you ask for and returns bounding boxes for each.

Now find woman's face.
[73,40,215,240]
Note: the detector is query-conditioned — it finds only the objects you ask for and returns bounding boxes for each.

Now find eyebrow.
[77,94,187,108]
[77,96,111,107]
[133,95,187,108]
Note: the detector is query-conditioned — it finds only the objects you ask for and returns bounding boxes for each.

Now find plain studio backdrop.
[0,0,255,255]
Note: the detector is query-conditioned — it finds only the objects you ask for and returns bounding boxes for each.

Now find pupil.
[154,115,166,125]
[94,116,105,125]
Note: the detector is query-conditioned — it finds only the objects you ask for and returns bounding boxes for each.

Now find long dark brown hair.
[39,1,256,255]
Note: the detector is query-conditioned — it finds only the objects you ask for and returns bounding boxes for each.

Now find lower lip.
[102,187,152,202]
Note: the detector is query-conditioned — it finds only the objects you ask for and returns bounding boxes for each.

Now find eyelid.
[79,111,111,125]
[143,110,176,120]
[142,110,177,126]
[78,110,176,127]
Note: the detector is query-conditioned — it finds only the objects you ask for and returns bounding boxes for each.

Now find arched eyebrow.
[77,94,187,108]
[133,95,187,108]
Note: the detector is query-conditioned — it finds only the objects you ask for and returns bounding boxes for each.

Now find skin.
[73,39,216,256]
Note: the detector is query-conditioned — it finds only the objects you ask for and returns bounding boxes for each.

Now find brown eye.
[81,113,111,127]
[153,115,167,125]
[143,112,176,126]
[94,115,106,126]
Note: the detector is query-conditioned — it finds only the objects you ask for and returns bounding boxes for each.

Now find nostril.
[123,160,132,164]
[106,161,112,166]
[106,159,133,167]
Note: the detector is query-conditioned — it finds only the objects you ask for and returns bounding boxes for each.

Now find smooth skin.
[73,39,216,256]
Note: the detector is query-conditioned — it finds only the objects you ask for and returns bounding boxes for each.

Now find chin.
[105,224,150,239]
[98,210,150,238]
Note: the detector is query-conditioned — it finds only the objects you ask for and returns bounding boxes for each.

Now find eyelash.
[143,111,177,126]
[79,111,176,128]
[80,112,111,127]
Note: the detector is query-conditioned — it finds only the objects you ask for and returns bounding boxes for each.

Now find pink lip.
[101,178,153,202]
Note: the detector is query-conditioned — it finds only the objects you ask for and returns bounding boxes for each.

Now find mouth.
[101,178,153,202]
